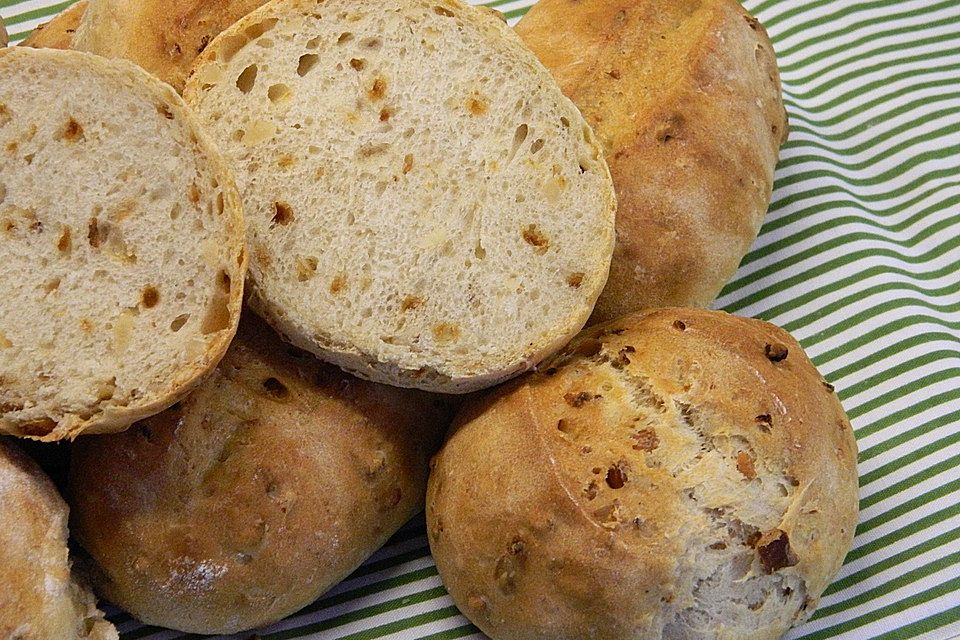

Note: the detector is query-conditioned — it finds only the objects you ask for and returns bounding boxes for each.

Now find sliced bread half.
[184,0,616,393]
[0,48,246,440]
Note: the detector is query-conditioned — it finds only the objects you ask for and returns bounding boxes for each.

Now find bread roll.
[184,0,616,393]
[20,1,87,49]
[427,308,858,640]
[516,0,788,322]
[0,48,246,440]
[0,439,117,640]
[72,0,267,91]
[0,15,8,47]
[69,315,454,634]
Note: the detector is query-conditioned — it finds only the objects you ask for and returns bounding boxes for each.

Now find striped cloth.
[3,0,958,638]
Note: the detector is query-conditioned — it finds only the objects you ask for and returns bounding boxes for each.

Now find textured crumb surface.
[69,315,454,635]
[20,1,87,49]
[0,439,117,640]
[427,308,858,640]
[0,48,245,440]
[516,0,788,321]
[184,0,616,393]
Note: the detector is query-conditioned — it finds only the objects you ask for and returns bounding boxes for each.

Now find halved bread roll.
[184,0,616,393]
[516,0,788,322]
[69,315,454,634]
[428,309,858,640]
[0,48,246,440]
[0,439,117,640]
[20,1,87,49]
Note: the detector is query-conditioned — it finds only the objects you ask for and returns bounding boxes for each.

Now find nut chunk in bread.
[516,0,788,322]
[0,439,117,640]
[184,0,616,394]
[0,48,246,441]
[69,315,454,635]
[427,309,858,640]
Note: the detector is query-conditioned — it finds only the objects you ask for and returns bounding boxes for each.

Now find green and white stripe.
[2,0,958,637]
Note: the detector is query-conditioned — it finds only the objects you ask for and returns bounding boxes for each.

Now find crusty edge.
[185,0,615,394]
[0,48,246,440]
[19,1,87,49]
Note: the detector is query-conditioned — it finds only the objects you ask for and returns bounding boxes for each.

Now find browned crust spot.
[631,428,659,452]
[736,451,756,479]
[765,342,789,362]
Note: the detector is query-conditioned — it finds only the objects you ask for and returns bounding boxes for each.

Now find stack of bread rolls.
[0,0,858,638]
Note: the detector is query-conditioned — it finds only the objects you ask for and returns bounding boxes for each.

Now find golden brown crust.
[427,309,857,640]
[0,439,117,640]
[20,1,87,49]
[516,0,789,321]
[69,315,454,634]
[74,0,268,91]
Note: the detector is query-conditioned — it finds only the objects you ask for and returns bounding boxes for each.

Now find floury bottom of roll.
[427,308,858,640]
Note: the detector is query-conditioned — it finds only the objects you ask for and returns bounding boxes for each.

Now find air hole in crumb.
[511,124,528,159]
[157,104,174,119]
[200,298,230,334]
[380,107,394,122]
[560,116,570,128]
[236,64,258,93]
[402,153,413,173]
[336,32,353,44]
[170,314,189,332]
[271,201,293,226]
[350,58,366,71]
[244,18,278,40]
[217,270,231,293]
[401,295,423,311]
[566,272,584,288]
[606,465,627,489]
[297,54,319,76]
[360,36,382,49]
[432,322,460,341]
[268,84,292,103]
[530,138,544,154]
[466,96,488,116]
[262,377,289,400]
[296,256,318,281]
[433,5,455,16]
[140,286,160,308]
[673,320,686,331]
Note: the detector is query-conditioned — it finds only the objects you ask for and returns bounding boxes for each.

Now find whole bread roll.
[69,316,454,634]
[20,1,87,49]
[72,0,267,91]
[427,309,858,640]
[516,0,789,322]
[0,439,117,640]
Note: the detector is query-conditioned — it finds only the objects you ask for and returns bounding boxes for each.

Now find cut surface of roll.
[184,0,616,393]
[69,315,454,634]
[427,309,858,640]
[0,48,246,440]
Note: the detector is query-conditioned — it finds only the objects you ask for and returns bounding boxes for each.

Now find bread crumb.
[466,95,488,116]
[521,224,549,254]
[368,76,386,101]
